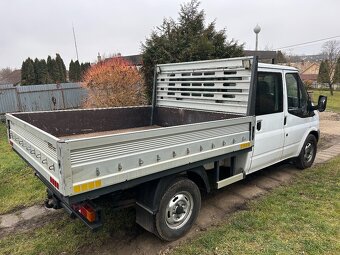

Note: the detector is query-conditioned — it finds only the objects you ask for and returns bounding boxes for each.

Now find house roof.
[122,55,143,66]
[0,69,21,85]
[300,73,318,81]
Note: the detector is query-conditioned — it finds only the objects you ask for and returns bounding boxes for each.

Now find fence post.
[15,87,22,112]
[59,84,66,109]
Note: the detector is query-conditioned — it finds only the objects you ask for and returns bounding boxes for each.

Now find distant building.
[0,69,21,85]
[287,62,320,83]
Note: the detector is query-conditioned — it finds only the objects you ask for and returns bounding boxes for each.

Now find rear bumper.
[15,149,103,230]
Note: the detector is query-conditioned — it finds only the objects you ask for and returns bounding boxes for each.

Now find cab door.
[249,71,285,173]
[282,72,312,159]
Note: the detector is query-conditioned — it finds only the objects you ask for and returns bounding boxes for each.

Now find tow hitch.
[44,189,102,230]
[44,189,62,209]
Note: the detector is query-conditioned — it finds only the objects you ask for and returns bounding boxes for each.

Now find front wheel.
[296,134,317,169]
[155,178,201,241]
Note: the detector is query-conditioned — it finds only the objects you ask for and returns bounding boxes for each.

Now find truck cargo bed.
[13,106,240,138]
[60,125,162,139]
[7,56,256,202]
[7,106,253,200]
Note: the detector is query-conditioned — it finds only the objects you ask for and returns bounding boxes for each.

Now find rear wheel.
[296,134,317,169]
[155,178,201,241]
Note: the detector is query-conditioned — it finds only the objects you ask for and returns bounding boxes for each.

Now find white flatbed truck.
[6,56,327,241]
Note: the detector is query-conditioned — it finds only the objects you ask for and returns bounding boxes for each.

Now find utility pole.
[72,24,79,62]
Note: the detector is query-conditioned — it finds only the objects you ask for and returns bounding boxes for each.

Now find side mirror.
[317,95,327,112]
[310,95,327,112]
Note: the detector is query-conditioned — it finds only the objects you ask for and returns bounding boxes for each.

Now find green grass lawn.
[172,157,340,255]
[0,206,136,255]
[0,123,45,214]
[0,156,338,255]
[312,90,340,113]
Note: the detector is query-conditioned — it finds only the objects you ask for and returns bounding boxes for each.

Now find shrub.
[82,57,147,108]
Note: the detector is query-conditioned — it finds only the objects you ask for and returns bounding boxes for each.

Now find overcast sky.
[1,0,339,69]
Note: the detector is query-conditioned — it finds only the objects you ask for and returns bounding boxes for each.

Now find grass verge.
[312,90,340,113]
[0,123,45,214]
[171,157,340,255]
[0,157,339,254]
[0,204,135,255]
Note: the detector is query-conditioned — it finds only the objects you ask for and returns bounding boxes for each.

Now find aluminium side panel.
[65,116,254,197]
[6,114,63,194]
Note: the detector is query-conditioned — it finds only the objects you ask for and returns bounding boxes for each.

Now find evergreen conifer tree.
[55,53,67,82]
[318,60,330,83]
[334,58,340,83]
[34,59,49,84]
[34,58,40,84]
[74,60,81,81]
[21,59,27,85]
[69,60,75,82]
[142,0,243,100]
[80,62,91,80]
[21,58,36,85]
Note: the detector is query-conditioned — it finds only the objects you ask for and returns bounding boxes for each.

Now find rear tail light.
[73,203,97,223]
[50,176,59,189]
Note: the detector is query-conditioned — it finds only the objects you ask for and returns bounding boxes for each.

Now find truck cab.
[249,63,322,173]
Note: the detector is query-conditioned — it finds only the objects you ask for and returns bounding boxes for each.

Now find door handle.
[256,120,262,131]
[284,116,287,125]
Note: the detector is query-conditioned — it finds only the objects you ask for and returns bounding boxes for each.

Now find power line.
[276,35,340,50]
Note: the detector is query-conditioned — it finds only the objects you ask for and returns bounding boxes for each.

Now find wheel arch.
[186,167,210,195]
[135,169,207,236]
[136,167,209,214]
[297,127,319,155]
[309,130,319,142]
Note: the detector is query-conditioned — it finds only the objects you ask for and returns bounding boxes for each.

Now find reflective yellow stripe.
[240,142,251,149]
[73,179,102,194]
[95,180,102,188]
[73,185,81,193]
[81,183,88,192]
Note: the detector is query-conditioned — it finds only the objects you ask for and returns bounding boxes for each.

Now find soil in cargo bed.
[60,125,161,139]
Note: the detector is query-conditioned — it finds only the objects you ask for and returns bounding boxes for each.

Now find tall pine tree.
[74,60,81,81]
[69,60,89,82]
[69,60,75,82]
[142,0,243,100]
[46,55,54,83]
[318,60,330,84]
[51,58,61,83]
[33,58,40,84]
[21,58,35,85]
[334,58,340,83]
[80,62,91,80]
[34,59,49,84]
[21,60,27,85]
[55,53,66,83]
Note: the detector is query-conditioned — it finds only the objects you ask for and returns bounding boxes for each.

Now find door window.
[255,72,283,115]
[285,73,308,117]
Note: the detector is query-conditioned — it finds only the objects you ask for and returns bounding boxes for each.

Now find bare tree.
[0,67,13,84]
[321,40,340,95]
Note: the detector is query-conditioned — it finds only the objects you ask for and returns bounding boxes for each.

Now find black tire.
[296,134,317,169]
[155,178,201,241]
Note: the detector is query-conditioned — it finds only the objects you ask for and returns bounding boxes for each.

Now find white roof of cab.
[258,63,298,71]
